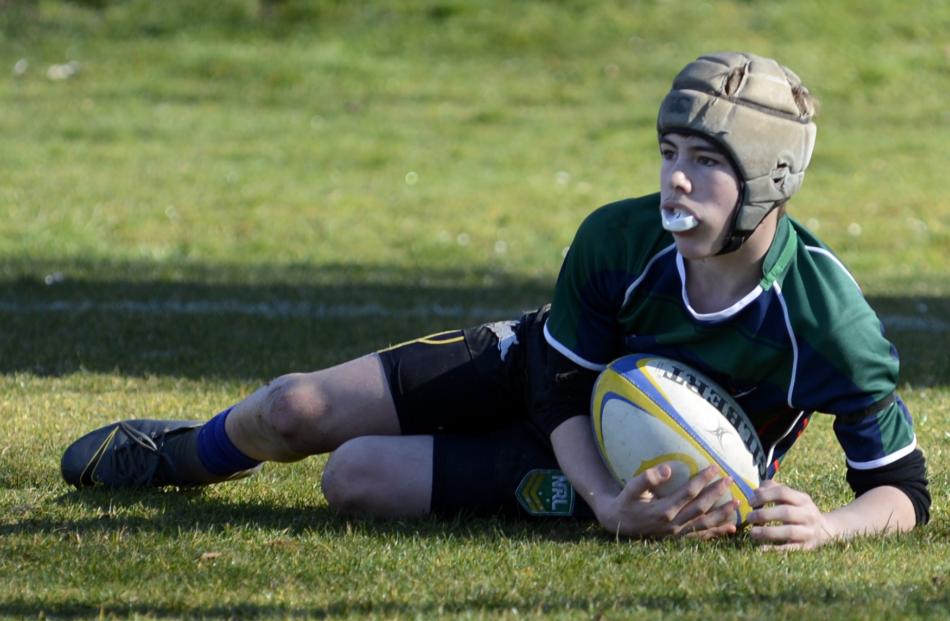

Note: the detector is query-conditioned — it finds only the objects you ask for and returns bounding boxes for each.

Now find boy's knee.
[264,374,331,450]
[321,439,381,515]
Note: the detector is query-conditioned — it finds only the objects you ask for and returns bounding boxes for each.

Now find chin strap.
[714,184,783,256]
[716,229,750,255]
[715,183,750,256]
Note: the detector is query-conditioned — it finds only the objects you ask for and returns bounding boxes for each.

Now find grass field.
[1,0,948,618]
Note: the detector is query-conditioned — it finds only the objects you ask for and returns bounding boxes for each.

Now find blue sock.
[197,408,261,476]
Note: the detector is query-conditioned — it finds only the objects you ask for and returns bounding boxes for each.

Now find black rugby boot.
[61,419,260,489]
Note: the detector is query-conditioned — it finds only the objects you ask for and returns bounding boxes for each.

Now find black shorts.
[377,305,594,520]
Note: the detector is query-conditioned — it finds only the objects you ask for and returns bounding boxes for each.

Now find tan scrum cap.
[657,52,817,253]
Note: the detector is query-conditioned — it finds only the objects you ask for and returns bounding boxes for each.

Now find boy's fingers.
[619,463,672,502]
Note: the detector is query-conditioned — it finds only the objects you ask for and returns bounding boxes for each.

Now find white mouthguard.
[661,208,699,232]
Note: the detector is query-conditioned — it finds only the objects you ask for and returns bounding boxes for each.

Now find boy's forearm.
[824,485,917,539]
[549,415,621,516]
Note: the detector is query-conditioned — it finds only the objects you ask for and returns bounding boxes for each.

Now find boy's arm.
[826,485,916,534]
[550,415,740,539]
[747,406,928,551]
[746,481,915,551]
[827,485,916,534]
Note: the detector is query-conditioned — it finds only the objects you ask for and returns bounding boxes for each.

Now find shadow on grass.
[0,258,553,380]
[5,486,596,544]
[0,492,782,621]
[1,257,947,385]
[0,580,946,619]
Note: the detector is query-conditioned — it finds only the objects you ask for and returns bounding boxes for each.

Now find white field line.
[0,299,520,320]
[0,299,946,332]
[878,315,950,333]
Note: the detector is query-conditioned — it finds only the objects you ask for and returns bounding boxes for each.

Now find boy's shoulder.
[782,218,867,309]
[781,217,895,364]
[573,193,671,259]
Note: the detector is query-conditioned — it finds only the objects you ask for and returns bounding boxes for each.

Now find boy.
[62,52,928,550]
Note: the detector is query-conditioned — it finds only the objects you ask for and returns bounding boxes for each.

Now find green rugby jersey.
[545,193,917,476]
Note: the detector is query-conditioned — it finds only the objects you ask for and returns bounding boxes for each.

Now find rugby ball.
[590,354,766,524]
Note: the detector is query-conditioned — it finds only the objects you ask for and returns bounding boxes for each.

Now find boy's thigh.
[322,435,434,517]
[431,419,595,520]
[377,317,530,435]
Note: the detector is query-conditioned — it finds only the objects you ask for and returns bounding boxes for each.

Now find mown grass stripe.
[0,299,945,332]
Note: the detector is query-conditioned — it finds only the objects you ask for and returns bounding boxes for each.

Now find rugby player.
[62,52,929,550]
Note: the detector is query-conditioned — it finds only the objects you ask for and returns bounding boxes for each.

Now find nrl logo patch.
[515,469,575,517]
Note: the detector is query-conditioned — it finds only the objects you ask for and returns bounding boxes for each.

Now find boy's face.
[659,133,741,260]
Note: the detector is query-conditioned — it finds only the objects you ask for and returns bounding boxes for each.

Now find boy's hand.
[594,463,739,540]
[746,480,837,550]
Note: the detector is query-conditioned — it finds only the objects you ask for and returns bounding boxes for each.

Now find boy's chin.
[673,236,717,261]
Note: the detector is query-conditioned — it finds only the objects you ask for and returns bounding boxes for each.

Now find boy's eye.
[697,155,719,167]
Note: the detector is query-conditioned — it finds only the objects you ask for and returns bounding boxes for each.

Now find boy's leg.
[321,435,434,517]
[320,420,595,520]
[61,353,400,488]
[62,312,541,497]
[223,353,399,461]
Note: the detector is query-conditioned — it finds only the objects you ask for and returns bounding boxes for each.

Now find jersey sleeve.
[780,234,918,469]
[803,310,918,469]
[534,345,600,436]
[833,394,917,470]
[544,195,668,370]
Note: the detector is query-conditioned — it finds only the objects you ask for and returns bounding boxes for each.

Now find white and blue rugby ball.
[591,354,766,524]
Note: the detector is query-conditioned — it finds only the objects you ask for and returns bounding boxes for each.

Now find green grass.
[1,0,948,618]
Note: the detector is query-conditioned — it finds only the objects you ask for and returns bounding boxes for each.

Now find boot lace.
[107,422,163,487]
